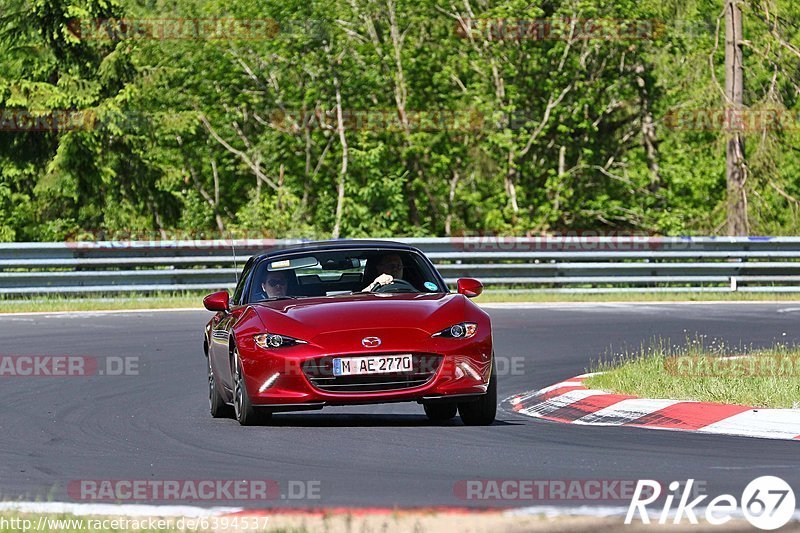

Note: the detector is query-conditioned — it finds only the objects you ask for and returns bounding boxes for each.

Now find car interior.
[248,250,441,301]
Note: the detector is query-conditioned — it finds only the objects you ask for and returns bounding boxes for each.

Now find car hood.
[251,292,465,338]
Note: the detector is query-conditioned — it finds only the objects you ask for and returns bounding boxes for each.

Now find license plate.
[333,354,413,376]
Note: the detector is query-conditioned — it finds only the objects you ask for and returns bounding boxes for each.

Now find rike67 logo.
[626,477,796,530]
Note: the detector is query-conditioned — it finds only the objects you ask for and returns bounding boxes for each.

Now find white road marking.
[697,409,800,440]
[507,505,800,521]
[535,381,583,395]
[709,465,800,470]
[520,389,607,418]
[574,399,683,426]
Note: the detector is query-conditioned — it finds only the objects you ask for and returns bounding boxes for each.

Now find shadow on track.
[210,413,521,428]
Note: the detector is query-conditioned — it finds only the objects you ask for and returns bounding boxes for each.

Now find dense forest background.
[1,0,799,241]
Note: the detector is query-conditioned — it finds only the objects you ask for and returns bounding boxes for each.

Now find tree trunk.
[331,70,348,239]
[725,0,748,235]
[444,170,460,236]
[211,159,225,233]
[386,0,429,227]
[635,64,661,193]
[505,147,519,214]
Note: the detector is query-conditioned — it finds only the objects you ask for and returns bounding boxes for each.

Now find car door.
[209,258,254,397]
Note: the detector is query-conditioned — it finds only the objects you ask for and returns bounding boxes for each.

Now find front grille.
[302,353,443,393]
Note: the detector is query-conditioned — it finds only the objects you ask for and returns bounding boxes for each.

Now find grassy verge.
[585,338,800,409]
[0,293,203,313]
[0,290,799,314]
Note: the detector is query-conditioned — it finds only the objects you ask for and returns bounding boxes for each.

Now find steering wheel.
[374,279,419,293]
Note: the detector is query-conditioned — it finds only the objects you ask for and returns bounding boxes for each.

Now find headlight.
[254,333,307,349]
[432,322,478,339]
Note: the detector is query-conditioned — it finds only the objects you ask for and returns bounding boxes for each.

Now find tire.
[208,355,233,419]
[458,364,497,426]
[423,402,458,422]
[233,348,271,426]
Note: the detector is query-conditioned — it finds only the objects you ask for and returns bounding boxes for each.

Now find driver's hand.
[374,274,393,287]
[365,274,393,291]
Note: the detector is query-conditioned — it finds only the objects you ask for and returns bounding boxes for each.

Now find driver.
[363,253,404,292]
[261,270,289,298]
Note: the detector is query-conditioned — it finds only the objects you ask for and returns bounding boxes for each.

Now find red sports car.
[203,240,495,426]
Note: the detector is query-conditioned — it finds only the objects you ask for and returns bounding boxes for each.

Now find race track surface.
[1,303,798,508]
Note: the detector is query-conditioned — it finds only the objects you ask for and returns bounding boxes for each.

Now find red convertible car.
[203,240,495,426]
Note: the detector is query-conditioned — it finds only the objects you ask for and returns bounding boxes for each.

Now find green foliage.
[1,0,799,239]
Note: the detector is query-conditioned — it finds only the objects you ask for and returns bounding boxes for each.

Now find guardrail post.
[730,276,738,292]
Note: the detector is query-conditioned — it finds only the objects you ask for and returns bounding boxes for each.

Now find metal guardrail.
[3,237,800,294]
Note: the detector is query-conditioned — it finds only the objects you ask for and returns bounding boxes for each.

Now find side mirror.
[456,278,483,298]
[203,291,230,312]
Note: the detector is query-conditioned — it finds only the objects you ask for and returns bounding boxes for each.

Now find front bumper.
[237,328,493,409]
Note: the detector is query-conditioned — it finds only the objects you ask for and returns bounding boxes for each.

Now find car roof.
[251,239,422,262]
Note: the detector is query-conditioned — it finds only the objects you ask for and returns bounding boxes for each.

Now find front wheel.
[423,402,457,422]
[208,355,233,419]
[458,364,497,426]
[233,349,271,426]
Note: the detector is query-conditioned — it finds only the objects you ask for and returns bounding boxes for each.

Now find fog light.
[459,362,482,380]
[258,372,280,393]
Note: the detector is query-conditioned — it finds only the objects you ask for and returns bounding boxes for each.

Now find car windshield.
[248,249,445,302]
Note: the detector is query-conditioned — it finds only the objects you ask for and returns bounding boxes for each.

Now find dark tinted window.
[232,258,255,305]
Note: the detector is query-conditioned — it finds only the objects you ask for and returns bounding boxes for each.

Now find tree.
[725,0,748,235]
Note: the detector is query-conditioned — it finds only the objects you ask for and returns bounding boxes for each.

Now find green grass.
[585,337,800,408]
[1,289,799,314]
[0,293,204,313]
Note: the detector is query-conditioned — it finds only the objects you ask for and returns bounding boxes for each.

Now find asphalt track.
[1,303,799,509]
